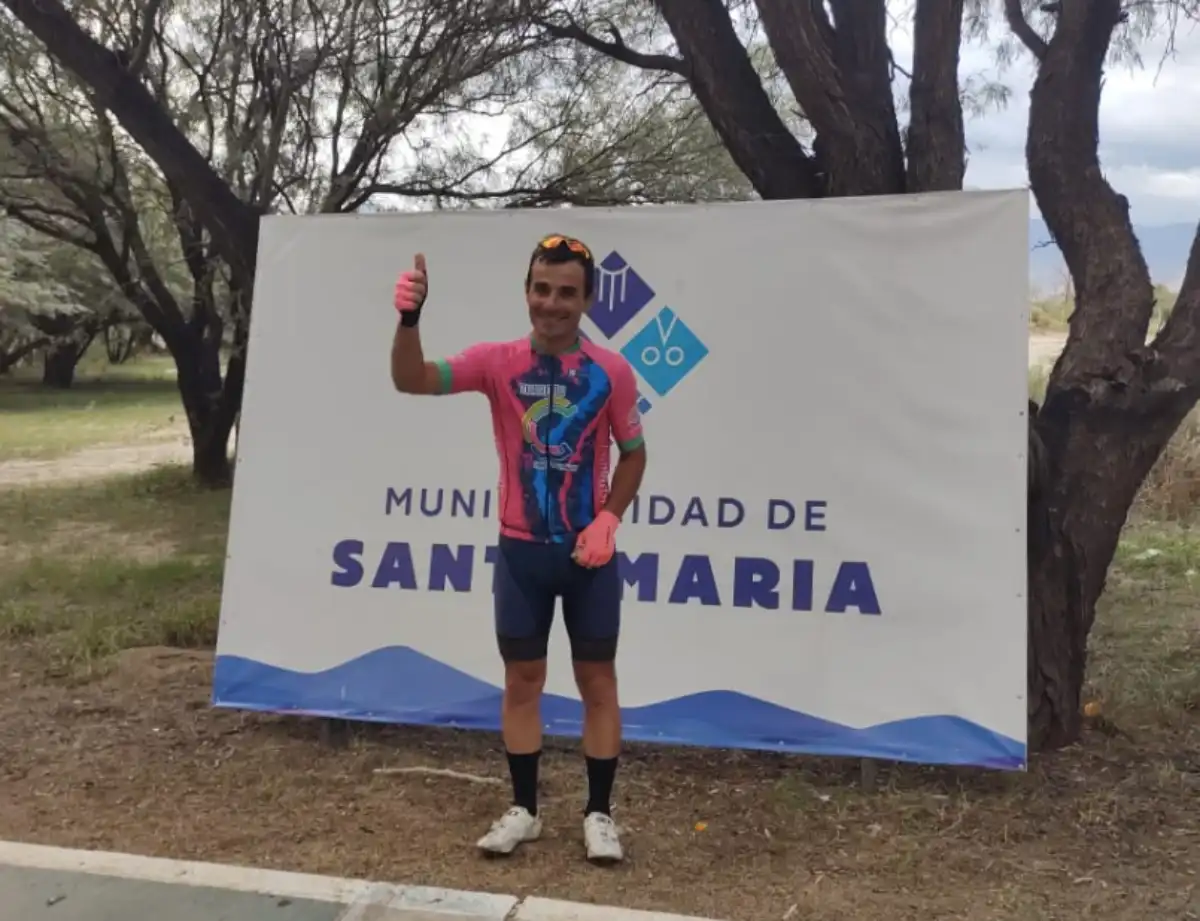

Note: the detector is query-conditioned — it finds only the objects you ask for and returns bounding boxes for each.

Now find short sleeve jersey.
[433,335,644,544]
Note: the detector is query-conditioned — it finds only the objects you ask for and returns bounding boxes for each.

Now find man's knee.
[497,631,549,665]
[569,633,618,664]
[573,660,618,708]
[504,659,547,706]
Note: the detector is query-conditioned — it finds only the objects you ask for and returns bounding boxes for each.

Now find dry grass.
[1140,417,1200,521]
[0,467,1198,921]
[1029,294,1074,332]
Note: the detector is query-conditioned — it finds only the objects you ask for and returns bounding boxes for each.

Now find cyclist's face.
[526,258,589,343]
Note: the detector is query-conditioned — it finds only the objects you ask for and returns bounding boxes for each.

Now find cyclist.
[390,234,647,864]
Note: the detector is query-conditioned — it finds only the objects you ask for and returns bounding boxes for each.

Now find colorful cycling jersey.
[433,335,644,544]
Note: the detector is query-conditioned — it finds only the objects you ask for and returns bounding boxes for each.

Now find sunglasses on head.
[536,234,592,260]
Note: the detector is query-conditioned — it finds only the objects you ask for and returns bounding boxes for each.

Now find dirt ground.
[6,330,1197,920]
[1028,331,1067,368]
[0,646,1196,921]
[0,421,192,488]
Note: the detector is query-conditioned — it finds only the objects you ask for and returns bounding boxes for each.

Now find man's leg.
[563,555,623,863]
[477,538,554,856]
[501,657,548,814]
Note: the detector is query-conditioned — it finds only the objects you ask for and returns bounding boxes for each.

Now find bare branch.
[1004,0,1049,60]
[534,8,686,75]
[126,0,167,76]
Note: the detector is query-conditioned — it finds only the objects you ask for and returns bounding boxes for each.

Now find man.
[389,234,647,864]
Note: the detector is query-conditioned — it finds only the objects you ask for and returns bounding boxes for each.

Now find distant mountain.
[1028,219,1194,293]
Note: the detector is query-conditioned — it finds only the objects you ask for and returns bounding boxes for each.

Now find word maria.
[329,541,881,615]
[386,487,829,532]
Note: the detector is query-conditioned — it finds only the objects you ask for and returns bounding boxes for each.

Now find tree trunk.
[163,287,248,488]
[41,340,81,388]
[190,417,233,486]
[1028,378,1198,746]
[905,0,966,192]
[1020,0,1200,748]
[40,330,95,388]
[653,0,822,199]
[171,332,241,487]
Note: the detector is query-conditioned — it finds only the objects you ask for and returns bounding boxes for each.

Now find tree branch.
[651,0,820,198]
[1004,0,1048,60]
[536,11,686,75]
[754,0,905,195]
[1027,0,1151,383]
[1153,222,1200,384]
[127,0,168,76]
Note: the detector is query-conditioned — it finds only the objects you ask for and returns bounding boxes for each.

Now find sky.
[440,8,1200,229]
[887,14,1200,227]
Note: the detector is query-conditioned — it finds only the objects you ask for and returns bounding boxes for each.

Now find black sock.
[507,750,541,816]
[584,755,618,816]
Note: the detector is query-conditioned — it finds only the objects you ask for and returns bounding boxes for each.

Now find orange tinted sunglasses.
[537,234,592,260]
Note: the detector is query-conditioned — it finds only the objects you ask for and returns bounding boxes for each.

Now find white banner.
[213,191,1029,769]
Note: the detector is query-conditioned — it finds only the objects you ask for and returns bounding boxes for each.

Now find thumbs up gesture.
[395,253,427,315]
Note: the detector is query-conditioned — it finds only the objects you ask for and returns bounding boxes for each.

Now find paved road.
[0,865,345,921]
[0,842,714,921]
[0,865,522,921]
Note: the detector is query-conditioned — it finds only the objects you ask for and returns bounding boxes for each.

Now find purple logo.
[589,251,655,339]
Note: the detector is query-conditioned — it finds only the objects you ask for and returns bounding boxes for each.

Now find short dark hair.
[525,234,596,298]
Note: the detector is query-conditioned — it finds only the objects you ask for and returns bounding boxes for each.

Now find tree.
[0,0,549,483]
[371,47,758,208]
[0,217,128,382]
[529,0,1200,750]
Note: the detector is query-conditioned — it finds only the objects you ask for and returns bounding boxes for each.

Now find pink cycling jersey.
[433,335,644,544]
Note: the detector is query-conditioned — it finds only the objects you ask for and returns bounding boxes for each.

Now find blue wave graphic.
[211,646,1025,770]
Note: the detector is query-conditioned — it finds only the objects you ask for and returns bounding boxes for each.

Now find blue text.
[329,541,880,615]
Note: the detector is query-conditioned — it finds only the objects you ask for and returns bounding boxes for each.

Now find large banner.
[213,191,1030,770]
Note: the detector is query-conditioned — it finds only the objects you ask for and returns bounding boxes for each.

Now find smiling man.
[389,234,648,864]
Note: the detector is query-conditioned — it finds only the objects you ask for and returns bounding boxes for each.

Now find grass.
[0,348,182,462]
[0,468,227,677]
[1093,525,1200,724]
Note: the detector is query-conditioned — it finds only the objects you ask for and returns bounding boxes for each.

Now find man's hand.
[573,510,620,568]
[395,253,428,327]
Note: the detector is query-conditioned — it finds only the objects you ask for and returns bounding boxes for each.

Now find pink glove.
[573,510,620,568]
[395,254,427,326]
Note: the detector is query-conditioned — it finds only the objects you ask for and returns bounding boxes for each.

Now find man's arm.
[390,322,443,394]
[605,443,647,520]
[392,325,493,397]
[391,254,443,394]
[604,358,647,519]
